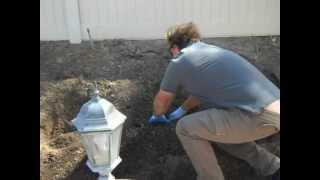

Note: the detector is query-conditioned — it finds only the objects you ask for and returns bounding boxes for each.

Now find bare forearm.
[153,96,169,115]
[153,91,175,116]
[181,96,201,111]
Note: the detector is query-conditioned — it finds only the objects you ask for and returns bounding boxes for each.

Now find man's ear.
[172,45,180,51]
[171,45,180,57]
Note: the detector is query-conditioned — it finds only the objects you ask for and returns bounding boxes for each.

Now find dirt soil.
[40,36,280,180]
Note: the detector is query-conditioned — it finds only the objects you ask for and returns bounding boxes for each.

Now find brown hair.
[165,22,201,49]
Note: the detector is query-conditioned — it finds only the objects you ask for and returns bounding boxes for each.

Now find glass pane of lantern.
[110,124,123,162]
[81,132,111,166]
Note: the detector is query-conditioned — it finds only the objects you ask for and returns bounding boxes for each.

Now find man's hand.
[148,115,170,125]
[168,106,187,121]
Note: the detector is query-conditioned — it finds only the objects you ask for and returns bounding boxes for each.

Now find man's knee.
[176,115,193,136]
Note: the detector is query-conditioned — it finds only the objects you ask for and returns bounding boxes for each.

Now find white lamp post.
[72,84,126,180]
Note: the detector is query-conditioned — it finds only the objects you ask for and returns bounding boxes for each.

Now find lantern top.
[72,83,126,133]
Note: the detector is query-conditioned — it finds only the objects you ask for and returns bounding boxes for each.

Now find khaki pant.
[176,108,280,180]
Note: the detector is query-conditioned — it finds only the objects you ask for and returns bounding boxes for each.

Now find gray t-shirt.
[160,41,280,114]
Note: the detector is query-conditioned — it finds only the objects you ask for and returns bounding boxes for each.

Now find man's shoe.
[272,168,280,180]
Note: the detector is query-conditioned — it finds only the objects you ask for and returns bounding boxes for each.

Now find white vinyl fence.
[40,0,280,43]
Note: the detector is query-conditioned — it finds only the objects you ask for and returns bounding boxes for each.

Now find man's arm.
[181,96,201,112]
[167,96,201,121]
[153,89,175,116]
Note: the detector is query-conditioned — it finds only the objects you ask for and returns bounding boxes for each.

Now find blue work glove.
[148,115,170,125]
[168,106,187,121]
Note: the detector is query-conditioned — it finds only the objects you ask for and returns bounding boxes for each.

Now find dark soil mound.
[40,37,280,180]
